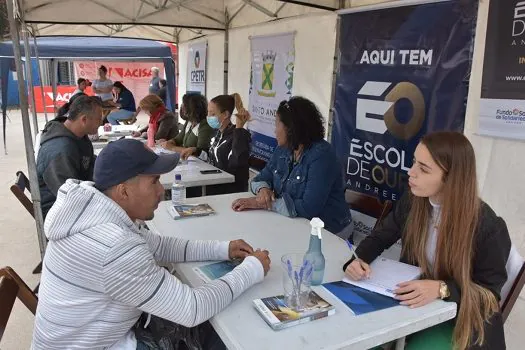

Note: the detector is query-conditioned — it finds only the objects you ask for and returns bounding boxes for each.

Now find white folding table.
[147,193,457,350]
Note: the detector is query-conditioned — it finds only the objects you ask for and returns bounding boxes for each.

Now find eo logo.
[194,51,201,69]
[356,81,425,140]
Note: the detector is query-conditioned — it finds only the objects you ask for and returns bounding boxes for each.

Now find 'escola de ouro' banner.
[331,0,476,204]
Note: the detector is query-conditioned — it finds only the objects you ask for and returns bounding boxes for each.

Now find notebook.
[193,260,241,282]
[343,257,421,298]
[167,204,215,220]
[253,291,335,330]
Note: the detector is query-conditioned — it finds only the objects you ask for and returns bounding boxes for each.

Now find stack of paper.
[342,257,421,298]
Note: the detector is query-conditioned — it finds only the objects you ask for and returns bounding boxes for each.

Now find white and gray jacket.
[32,179,264,349]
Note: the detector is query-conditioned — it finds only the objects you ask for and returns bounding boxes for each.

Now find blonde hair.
[139,94,164,113]
[402,132,498,349]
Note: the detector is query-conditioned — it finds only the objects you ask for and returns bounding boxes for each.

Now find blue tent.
[0,36,177,149]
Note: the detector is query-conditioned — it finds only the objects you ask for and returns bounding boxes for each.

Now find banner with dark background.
[331,0,477,204]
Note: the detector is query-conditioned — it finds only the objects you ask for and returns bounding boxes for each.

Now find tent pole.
[50,58,58,118]
[175,29,180,108]
[327,15,342,143]
[223,9,229,94]
[33,36,49,123]
[6,0,47,259]
[21,26,39,139]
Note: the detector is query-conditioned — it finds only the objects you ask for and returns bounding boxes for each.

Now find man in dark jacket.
[157,79,167,105]
[37,95,103,218]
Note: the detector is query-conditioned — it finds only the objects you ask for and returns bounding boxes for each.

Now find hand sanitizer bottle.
[304,217,325,286]
[171,174,186,205]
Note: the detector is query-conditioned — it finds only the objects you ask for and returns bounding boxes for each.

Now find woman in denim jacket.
[232,96,352,238]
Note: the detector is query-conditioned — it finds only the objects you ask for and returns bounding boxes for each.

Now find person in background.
[149,66,161,94]
[56,85,87,118]
[196,93,251,195]
[107,81,137,125]
[37,95,102,218]
[232,96,352,238]
[72,78,89,97]
[32,139,271,349]
[131,94,178,146]
[161,93,214,158]
[344,132,509,350]
[91,65,113,102]
[157,79,167,105]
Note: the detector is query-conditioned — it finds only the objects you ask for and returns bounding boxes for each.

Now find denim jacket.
[251,140,351,235]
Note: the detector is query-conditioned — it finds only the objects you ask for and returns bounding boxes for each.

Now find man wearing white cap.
[32,139,271,350]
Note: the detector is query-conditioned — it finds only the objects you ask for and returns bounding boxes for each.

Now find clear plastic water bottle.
[171,174,186,205]
[303,218,326,286]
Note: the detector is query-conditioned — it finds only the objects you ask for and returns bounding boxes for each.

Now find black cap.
[94,139,179,191]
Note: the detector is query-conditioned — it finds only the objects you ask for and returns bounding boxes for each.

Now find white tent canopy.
[19,0,378,42]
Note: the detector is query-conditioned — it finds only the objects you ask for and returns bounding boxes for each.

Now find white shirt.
[92,78,114,101]
[72,89,83,96]
[426,199,441,269]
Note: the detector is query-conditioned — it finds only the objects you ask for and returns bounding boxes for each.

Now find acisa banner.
[74,61,165,102]
[33,85,93,113]
[331,1,476,202]
[248,33,295,164]
[478,1,525,140]
[186,41,207,95]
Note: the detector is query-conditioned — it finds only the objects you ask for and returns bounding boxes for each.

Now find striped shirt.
[32,180,264,349]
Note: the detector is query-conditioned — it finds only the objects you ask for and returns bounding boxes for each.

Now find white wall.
[228,13,337,123]
[178,13,338,125]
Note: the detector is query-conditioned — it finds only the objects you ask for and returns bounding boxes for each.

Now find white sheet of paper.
[343,257,421,298]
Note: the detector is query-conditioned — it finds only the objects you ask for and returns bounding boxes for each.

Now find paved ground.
[0,110,523,349]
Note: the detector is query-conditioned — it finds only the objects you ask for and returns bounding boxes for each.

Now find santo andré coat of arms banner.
[248,32,295,163]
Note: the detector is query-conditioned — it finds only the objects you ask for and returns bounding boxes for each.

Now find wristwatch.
[439,281,450,300]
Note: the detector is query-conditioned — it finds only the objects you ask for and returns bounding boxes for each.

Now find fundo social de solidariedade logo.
[346,49,431,201]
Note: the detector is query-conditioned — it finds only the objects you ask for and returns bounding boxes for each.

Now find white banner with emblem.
[186,41,207,95]
[248,32,295,163]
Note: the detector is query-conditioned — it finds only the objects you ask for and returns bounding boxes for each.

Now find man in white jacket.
[32,139,271,350]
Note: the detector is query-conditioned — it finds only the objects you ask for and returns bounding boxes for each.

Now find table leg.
[394,336,406,350]
[202,185,206,196]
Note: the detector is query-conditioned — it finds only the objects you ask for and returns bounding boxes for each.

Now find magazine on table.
[167,203,215,220]
[253,291,335,330]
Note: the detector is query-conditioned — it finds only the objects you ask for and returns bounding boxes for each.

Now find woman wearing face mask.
[344,132,510,350]
[232,96,352,238]
[195,93,252,195]
[160,93,213,157]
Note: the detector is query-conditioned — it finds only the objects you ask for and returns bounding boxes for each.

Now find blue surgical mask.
[207,115,221,129]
